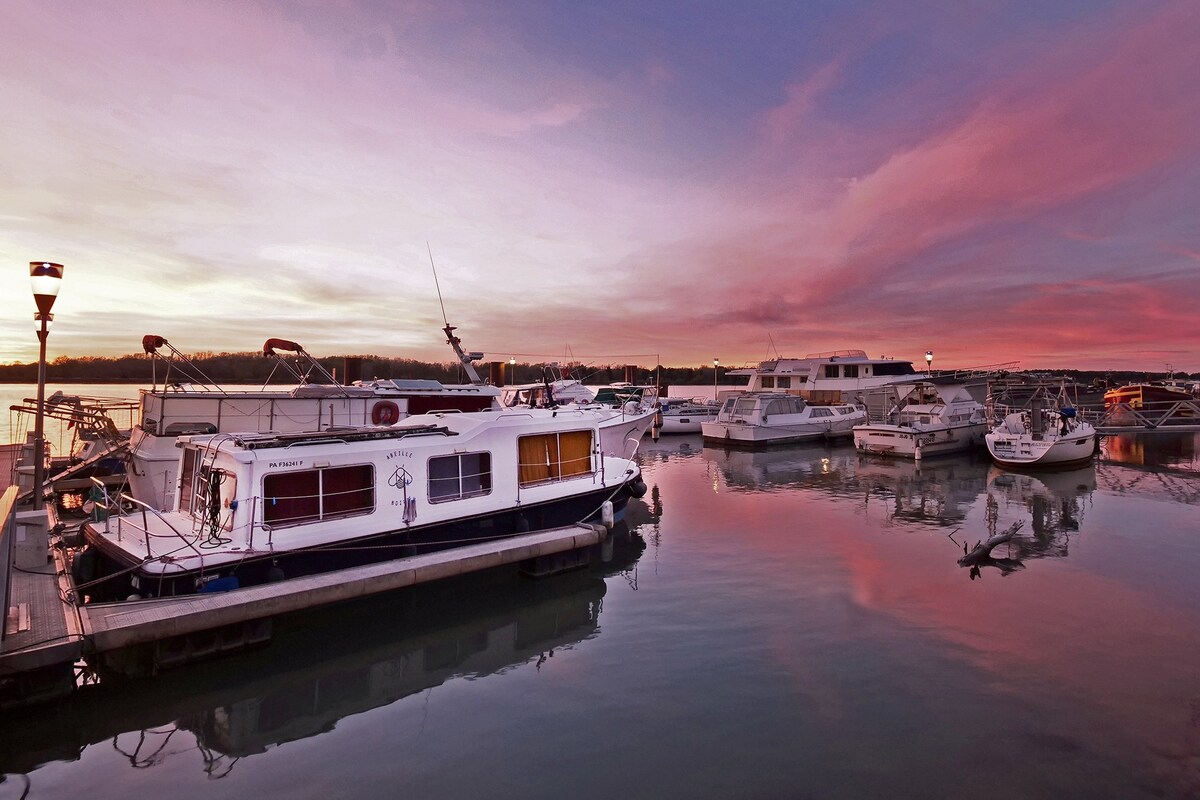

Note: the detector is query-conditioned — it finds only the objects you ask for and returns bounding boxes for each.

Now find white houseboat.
[853,380,988,459]
[77,409,646,601]
[701,393,866,446]
[726,350,921,403]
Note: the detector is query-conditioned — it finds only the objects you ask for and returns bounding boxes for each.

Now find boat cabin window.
[809,407,834,418]
[765,397,805,416]
[179,447,237,531]
[777,377,791,389]
[429,452,493,502]
[262,464,374,527]
[823,365,839,378]
[843,365,859,378]
[837,406,859,415]
[874,362,917,376]
[761,376,775,389]
[518,430,594,486]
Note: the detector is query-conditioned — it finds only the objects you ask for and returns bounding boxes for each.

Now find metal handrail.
[106,490,206,564]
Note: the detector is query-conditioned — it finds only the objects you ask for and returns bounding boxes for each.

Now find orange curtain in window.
[557,430,593,478]
[519,434,555,486]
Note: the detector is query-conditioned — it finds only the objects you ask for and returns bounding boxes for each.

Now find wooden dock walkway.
[2,485,607,705]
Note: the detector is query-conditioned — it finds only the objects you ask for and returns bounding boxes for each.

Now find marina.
[3,401,1199,797]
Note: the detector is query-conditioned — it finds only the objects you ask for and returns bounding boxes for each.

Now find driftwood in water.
[957,522,1025,567]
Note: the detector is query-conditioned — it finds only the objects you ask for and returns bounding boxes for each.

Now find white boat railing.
[89,476,204,564]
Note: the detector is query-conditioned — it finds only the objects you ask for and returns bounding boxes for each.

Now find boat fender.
[372,400,400,425]
[629,477,648,499]
[267,560,286,583]
[514,513,531,533]
[601,500,615,529]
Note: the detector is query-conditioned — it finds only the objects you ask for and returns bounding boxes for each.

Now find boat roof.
[177,407,608,454]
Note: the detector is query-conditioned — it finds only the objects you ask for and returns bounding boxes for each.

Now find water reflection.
[0,523,646,778]
[1097,432,1200,505]
[954,464,1097,579]
[702,443,992,528]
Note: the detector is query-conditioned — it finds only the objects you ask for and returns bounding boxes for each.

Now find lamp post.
[509,356,517,385]
[713,358,720,401]
[30,262,64,511]
[925,350,933,375]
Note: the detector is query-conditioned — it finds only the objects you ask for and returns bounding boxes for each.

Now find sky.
[1,0,1198,373]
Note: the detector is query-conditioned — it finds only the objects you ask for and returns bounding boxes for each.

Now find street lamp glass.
[33,312,53,333]
[30,261,64,314]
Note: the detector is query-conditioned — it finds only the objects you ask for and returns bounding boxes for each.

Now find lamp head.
[925,351,933,365]
[34,311,54,333]
[509,357,516,366]
[30,261,64,315]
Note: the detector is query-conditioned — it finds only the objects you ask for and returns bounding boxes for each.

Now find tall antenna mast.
[427,244,484,385]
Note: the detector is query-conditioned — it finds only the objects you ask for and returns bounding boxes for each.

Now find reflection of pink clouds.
[731,495,1200,763]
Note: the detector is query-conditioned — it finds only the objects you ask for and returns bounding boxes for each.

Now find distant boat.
[657,397,720,434]
[726,349,922,403]
[853,380,988,459]
[701,393,865,446]
[78,409,646,601]
[1103,381,1197,423]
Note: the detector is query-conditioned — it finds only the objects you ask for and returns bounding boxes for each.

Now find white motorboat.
[78,409,646,601]
[701,393,865,446]
[658,397,720,434]
[853,380,988,459]
[984,399,1097,468]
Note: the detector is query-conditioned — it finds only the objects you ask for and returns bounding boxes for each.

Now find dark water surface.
[2,407,1199,797]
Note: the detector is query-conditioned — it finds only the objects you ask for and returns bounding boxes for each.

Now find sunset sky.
[1,1,1197,373]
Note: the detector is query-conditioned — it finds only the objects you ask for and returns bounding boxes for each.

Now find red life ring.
[372,400,400,425]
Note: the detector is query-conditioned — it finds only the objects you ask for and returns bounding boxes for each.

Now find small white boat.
[853,381,988,459]
[984,401,1097,468]
[78,409,646,601]
[701,393,865,446]
[658,397,719,434]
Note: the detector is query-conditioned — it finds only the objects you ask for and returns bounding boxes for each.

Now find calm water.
[2,386,1200,798]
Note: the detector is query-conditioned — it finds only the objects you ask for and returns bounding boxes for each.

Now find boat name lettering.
[386,450,415,460]
[269,459,304,468]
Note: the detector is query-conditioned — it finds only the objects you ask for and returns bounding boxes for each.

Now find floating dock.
[1,484,608,708]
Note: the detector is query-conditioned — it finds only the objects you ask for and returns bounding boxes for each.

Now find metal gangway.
[1086,398,1200,434]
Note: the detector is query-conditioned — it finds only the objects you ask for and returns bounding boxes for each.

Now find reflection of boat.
[986,464,1095,553]
[703,445,989,526]
[985,392,1096,468]
[853,380,987,459]
[701,393,865,446]
[0,533,643,775]
[80,410,645,601]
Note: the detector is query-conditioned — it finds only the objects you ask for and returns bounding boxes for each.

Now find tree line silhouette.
[0,350,749,388]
